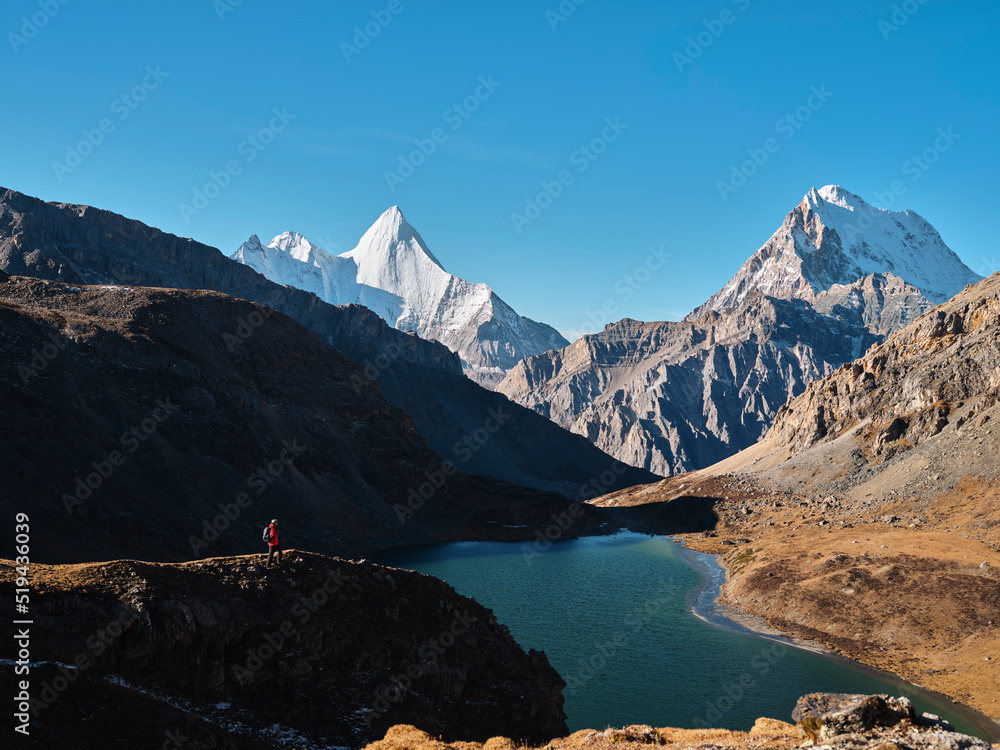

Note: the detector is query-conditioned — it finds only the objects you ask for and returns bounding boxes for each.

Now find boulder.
[792,694,995,749]
[793,693,916,740]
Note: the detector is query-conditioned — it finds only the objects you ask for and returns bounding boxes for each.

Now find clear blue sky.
[3,0,998,338]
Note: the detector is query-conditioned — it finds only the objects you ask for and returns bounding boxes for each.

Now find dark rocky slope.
[1,552,567,748]
[0,275,607,564]
[0,186,655,498]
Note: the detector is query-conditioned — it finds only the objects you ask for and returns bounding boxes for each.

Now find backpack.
[262,526,272,544]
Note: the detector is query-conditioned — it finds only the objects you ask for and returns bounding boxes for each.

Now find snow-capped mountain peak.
[268,231,327,265]
[230,231,360,308]
[689,185,982,323]
[811,184,865,210]
[236,234,264,253]
[231,208,568,387]
[344,206,446,274]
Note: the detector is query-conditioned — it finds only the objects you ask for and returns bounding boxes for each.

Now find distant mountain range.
[232,207,567,387]
[0,186,655,508]
[4,182,980,484]
[499,186,982,475]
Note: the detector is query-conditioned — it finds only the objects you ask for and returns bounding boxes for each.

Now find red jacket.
[267,525,279,546]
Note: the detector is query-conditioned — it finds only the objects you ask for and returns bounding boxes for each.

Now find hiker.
[264,518,282,568]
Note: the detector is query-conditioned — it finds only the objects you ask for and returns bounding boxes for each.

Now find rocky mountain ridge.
[591,275,1000,727]
[765,271,1000,459]
[363,693,998,750]
[688,185,981,321]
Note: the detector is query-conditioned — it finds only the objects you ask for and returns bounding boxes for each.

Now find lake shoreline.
[671,535,1000,743]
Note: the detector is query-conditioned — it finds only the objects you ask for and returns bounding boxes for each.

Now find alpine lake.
[375,532,997,740]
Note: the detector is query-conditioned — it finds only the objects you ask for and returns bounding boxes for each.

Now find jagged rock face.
[234,208,568,387]
[0,277,613,563]
[499,295,879,475]
[767,273,1000,460]
[0,186,654,498]
[810,272,934,335]
[4,553,568,747]
[688,185,981,323]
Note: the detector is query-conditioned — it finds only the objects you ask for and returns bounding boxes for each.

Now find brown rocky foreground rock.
[2,551,567,748]
[364,694,998,750]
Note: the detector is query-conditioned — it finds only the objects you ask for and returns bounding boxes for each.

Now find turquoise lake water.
[376,533,991,738]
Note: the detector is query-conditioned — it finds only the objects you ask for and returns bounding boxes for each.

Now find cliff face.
[0,276,608,564]
[0,186,655,498]
[766,272,1000,459]
[499,294,879,475]
[2,552,567,747]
